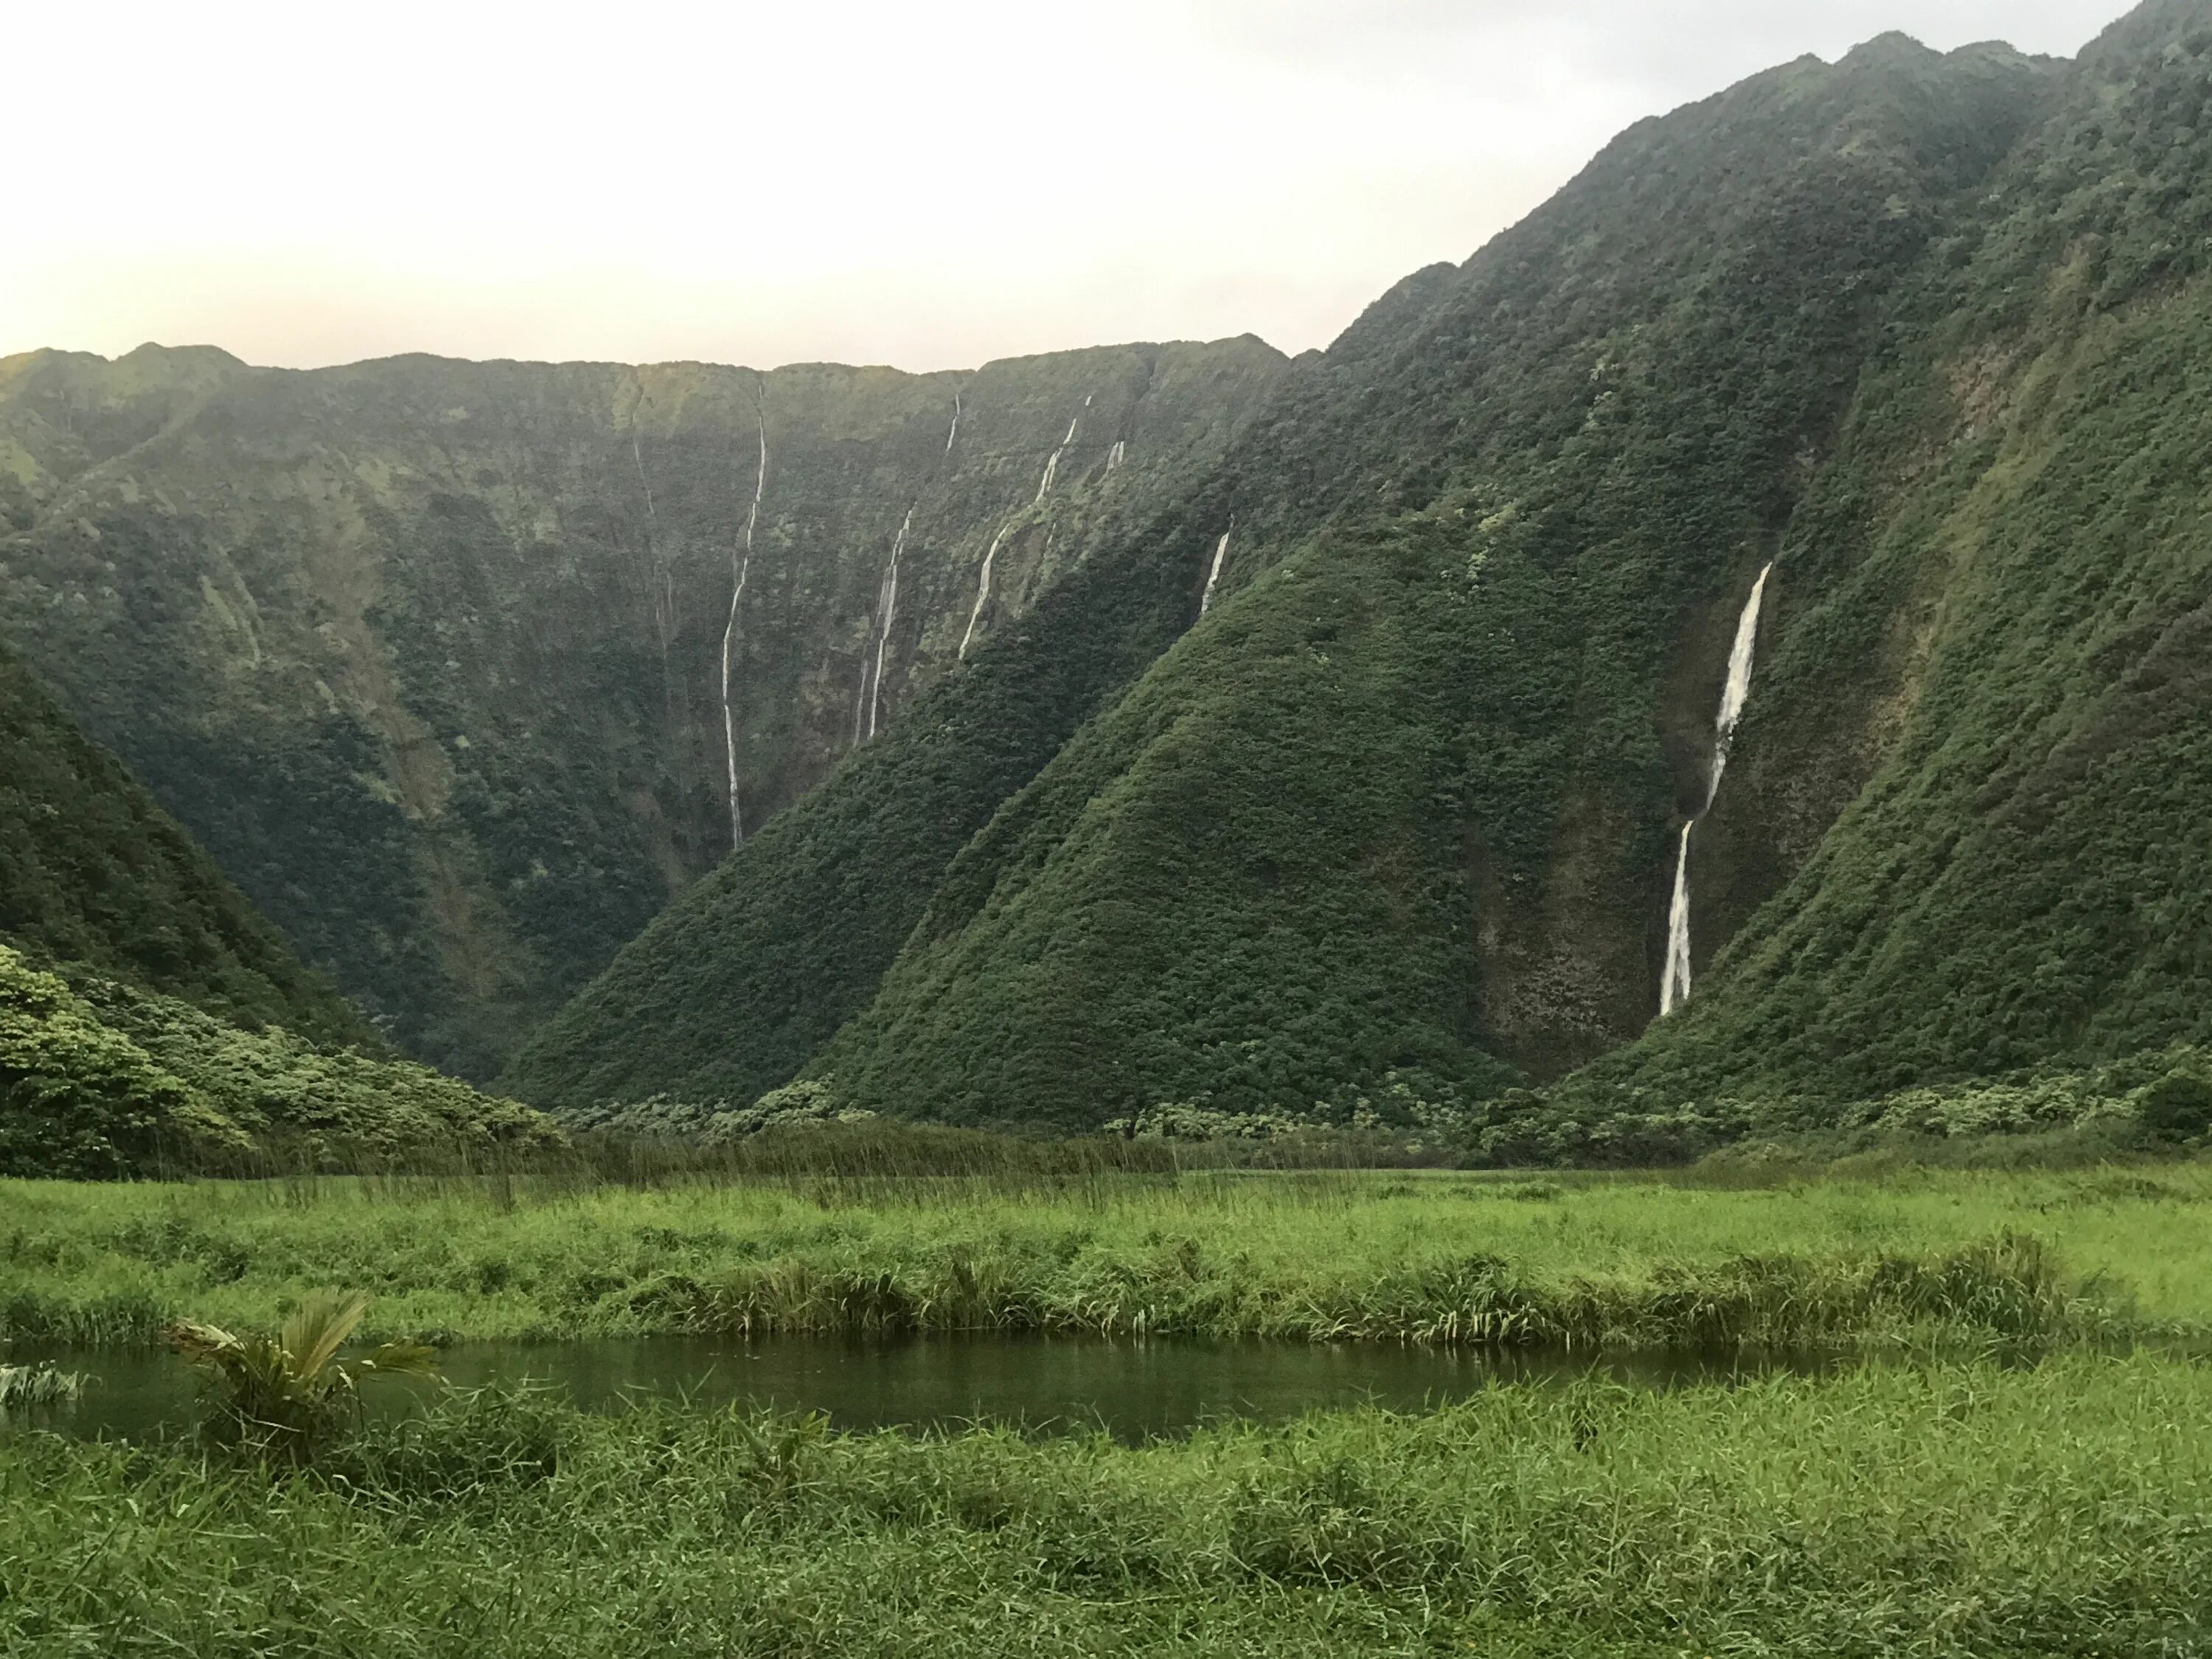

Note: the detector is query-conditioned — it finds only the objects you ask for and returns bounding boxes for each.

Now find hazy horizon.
[11,0,2130,377]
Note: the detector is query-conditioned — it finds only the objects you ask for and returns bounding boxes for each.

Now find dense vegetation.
[1558,7,2212,1121]
[0,642,555,1178]
[0,341,1284,1077]
[7,1354,2211,1657]
[7,1163,2204,1346]
[0,644,365,1046]
[11,7,2212,1160]
[0,945,557,1179]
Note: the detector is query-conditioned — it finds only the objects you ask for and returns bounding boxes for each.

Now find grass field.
[5,1162,2210,1346]
[4,1352,2208,1658]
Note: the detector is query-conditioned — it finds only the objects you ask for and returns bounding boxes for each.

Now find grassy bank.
[3,1353,2206,1657]
[6,1164,2208,1348]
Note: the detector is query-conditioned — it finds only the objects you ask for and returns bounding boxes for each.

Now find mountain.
[1543,0,2212,1141]
[512,26,2079,1127]
[0,338,1289,1076]
[0,644,555,1176]
[15,3,2211,1157]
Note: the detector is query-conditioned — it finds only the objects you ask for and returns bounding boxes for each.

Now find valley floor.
[5,1164,2211,1655]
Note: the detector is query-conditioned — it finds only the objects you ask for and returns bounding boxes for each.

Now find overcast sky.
[7,0,2132,374]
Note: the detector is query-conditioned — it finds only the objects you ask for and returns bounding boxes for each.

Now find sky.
[7,0,2133,375]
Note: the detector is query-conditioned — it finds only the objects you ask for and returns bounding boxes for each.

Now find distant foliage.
[0,944,557,1179]
[0,945,243,1178]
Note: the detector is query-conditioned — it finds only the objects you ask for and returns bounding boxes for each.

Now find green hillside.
[1543,1,2212,1140]
[0,643,366,1046]
[12,6,2210,1157]
[0,645,556,1177]
[0,340,1286,1077]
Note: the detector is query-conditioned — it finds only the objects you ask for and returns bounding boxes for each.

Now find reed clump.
[0,1362,84,1408]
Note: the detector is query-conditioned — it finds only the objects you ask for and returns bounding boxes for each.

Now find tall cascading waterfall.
[1199,526,1233,615]
[861,509,914,742]
[1033,397,1089,504]
[959,528,1004,661]
[855,398,964,742]
[960,396,1096,662]
[720,384,768,849]
[1660,561,1775,1015]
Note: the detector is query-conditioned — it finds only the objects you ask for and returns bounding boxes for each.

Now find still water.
[1,1334,1832,1443]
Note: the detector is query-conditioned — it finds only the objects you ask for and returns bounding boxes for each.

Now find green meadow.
[6,1162,2211,1346]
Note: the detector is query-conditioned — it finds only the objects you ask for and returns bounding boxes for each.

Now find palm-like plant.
[165,1290,439,1460]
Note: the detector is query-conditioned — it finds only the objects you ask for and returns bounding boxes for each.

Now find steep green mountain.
[515,27,2081,1127]
[1543,0,2212,1139]
[0,646,555,1176]
[0,339,1287,1075]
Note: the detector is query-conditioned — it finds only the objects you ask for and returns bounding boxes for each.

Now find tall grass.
[3,1353,2207,1656]
[0,1363,83,1408]
[6,1164,2204,1349]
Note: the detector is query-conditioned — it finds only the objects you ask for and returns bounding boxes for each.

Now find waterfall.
[1200,529,1232,615]
[1035,414,1079,504]
[959,528,1004,661]
[1105,439,1126,475]
[960,396,1093,663]
[855,398,961,742]
[864,509,912,742]
[1660,561,1774,1015]
[720,389,767,849]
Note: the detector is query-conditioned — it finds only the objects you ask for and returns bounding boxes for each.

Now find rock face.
[0,338,1290,1074]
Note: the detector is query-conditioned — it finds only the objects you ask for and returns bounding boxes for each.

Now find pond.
[0,1333,1838,1443]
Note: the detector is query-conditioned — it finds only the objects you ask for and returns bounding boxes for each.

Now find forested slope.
[1548,0,2212,1133]
[515,33,2060,1124]
[0,647,555,1176]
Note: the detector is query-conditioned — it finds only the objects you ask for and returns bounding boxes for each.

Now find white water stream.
[863,510,913,742]
[1200,529,1232,615]
[960,397,1098,663]
[855,400,964,742]
[1660,562,1773,1015]
[959,529,1004,661]
[720,392,768,848]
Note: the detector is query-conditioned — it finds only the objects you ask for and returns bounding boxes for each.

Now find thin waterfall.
[1200,527,1232,615]
[1105,439,1126,475]
[865,509,913,741]
[1660,561,1774,1015]
[720,384,768,849]
[959,528,1004,660]
[961,396,1091,662]
[855,398,961,742]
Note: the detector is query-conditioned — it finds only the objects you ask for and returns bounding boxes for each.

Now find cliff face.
[0,338,1288,1074]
